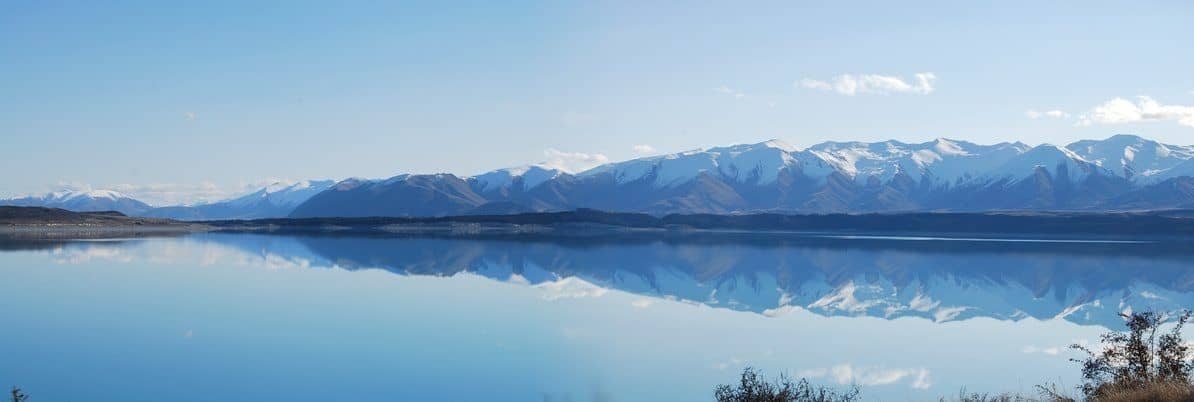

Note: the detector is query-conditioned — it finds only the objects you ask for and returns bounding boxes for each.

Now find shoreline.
[4,206,1194,241]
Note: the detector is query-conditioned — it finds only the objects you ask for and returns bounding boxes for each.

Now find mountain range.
[7,134,1194,219]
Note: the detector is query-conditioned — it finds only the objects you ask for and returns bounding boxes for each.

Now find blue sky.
[3,1,1193,204]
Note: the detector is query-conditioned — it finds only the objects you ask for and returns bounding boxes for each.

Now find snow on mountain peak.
[470,164,564,191]
[580,140,807,187]
[760,138,797,152]
[980,144,1103,185]
[224,179,336,209]
[42,189,131,202]
[932,138,970,156]
[1065,134,1194,182]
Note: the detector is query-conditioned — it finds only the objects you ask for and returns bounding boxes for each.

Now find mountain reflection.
[16,232,1194,328]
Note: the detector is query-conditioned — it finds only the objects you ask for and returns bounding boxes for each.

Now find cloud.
[1026,109,1070,119]
[632,144,656,155]
[797,72,936,95]
[798,364,931,389]
[183,111,197,121]
[828,365,932,389]
[1022,345,1062,356]
[541,148,610,173]
[715,85,746,99]
[1077,96,1194,127]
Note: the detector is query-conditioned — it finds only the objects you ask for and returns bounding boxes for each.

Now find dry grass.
[1083,381,1194,402]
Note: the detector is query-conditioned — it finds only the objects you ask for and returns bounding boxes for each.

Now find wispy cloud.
[632,144,656,155]
[541,148,610,173]
[797,73,936,96]
[798,364,932,389]
[1026,109,1070,119]
[1022,345,1063,356]
[1077,96,1194,127]
[715,85,746,99]
[183,111,197,121]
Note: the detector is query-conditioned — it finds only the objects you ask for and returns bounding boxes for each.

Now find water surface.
[2,233,1193,401]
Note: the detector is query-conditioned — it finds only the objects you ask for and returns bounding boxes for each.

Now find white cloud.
[1077,96,1194,127]
[1022,345,1063,355]
[826,364,932,389]
[797,72,936,96]
[630,299,654,308]
[183,111,197,121]
[715,85,746,99]
[910,369,932,390]
[541,148,610,173]
[1026,109,1070,119]
[632,144,656,155]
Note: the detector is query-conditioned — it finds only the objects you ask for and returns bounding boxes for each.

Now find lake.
[2,232,1193,401]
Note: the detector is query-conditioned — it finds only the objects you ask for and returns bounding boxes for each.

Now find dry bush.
[1071,310,1193,401]
[714,367,860,402]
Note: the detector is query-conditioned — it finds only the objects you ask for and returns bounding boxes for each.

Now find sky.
[2,0,1193,204]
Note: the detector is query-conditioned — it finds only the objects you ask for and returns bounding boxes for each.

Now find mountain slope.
[1066,134,1194,183]
[266,135,1194,217]
[290,175,488,218]
[144,180,335,220]
[0,190,152,216]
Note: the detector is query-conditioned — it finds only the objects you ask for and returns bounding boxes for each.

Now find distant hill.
[0,206,179,226]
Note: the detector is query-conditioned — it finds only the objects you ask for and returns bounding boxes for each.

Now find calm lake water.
[3,233,1193,401]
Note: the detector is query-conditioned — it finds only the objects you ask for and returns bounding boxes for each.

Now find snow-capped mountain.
[805,139,1030,187]
[0,189,152,216]
[471,165,566,193]
[289,135,1194,217]
[580,140,824,186]
[12,135,1194,219]
[1066,134,1194,183]
[144,180,335,220]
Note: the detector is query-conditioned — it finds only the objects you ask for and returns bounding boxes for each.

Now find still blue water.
[2,233,1193,401]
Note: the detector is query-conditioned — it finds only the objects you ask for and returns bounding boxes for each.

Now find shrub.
[714,367,860,402]
[1070,310,1193,400]
[10,387,28,402]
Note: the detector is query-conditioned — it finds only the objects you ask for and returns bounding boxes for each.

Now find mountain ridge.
[290,134,1194,217]
[11,135,1194,218]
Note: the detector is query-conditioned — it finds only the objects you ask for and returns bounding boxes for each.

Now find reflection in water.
[21,233,1194,329]
[3,233,1193,401]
